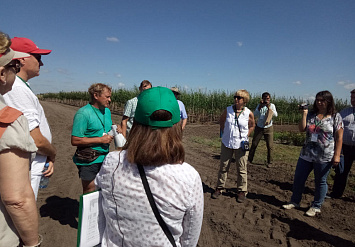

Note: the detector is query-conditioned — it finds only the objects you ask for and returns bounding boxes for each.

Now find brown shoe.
[211,189,222,199]
[237,191,246,203]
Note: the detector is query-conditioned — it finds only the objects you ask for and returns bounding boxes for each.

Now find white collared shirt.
[3,76,52,198]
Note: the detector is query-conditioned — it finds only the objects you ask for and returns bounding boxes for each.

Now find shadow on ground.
[40,196,79,229]
[276,215,355,247]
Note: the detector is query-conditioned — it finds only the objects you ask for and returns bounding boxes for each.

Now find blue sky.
[2,0,355,101]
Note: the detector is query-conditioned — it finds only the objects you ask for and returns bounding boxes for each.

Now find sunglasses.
[316,98,326,103]
[234,95,243,100]
[5,60,21,73]
[31,54,42,62]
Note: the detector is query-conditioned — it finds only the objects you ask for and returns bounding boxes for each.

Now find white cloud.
[237,41,243,47]
[98,71,106,75]
[106,37,119,42]
[337,80,355,90]
[292,81,301,85]
[115,73,121,78]
[344,83,355,90]
[118,82,125,88]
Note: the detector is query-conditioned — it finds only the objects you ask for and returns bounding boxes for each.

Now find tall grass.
[40,88,350,125]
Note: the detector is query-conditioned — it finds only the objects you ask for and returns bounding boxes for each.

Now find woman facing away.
[283,90,343,217]
[95,87,204,247]
[0,31,41,246]
[211,89,255,203]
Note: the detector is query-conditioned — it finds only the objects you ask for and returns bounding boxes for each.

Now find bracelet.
[23,234,43,247]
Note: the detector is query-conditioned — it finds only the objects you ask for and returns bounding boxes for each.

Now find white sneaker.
[282,202,299,209]
[305,207,321,217]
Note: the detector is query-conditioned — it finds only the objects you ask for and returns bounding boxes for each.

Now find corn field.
[40,88,350,125]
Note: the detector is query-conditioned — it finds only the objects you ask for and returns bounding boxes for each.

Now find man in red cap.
[3,37,56,200]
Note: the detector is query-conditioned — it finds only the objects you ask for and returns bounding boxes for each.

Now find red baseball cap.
[11,37,52,55]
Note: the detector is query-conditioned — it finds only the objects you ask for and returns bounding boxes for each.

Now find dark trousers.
[248,125,274,164]
[332,144,355,197]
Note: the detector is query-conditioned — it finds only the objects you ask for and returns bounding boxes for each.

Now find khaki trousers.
[216,143,248,192]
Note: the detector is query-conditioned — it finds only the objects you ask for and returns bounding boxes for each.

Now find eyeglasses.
[5,60,21,73]
[30,54,42,62]
[234,95,243,100]
[316,98,326,103]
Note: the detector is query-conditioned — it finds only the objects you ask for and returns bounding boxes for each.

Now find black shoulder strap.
[137,164,177,247]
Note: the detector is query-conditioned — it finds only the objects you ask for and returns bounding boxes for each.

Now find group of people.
[1,30,354,246]
[0,32,55,246]
[71,84,201,246]
[0,31,199,246]
[211,88,353,218]
[71,80,189,195]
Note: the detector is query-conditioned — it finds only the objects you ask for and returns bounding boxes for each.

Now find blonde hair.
[88,83,112,103]
[235,89,250,104]
[0,31,11,54]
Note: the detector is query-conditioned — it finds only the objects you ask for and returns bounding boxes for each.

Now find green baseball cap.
[134,87,180,128]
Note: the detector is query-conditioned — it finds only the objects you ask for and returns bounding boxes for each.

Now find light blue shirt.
[177,100,187,119]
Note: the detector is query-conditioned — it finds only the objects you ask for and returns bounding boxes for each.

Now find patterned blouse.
[300,112,343,163]
[95,150,204,247]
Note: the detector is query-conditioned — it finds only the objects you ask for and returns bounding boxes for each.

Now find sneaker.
[282,202,299,209]
[211,189,222,199]
[305,207,321,217]
[237,191,246,203]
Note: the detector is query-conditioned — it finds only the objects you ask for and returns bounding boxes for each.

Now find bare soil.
[37,101,355,247]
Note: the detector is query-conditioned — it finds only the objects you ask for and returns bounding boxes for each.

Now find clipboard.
[77,190,106,247]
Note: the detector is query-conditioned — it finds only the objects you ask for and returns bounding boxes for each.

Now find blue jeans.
[291,158,332,209]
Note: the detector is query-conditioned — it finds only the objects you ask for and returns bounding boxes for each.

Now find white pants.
[30,156,46,200]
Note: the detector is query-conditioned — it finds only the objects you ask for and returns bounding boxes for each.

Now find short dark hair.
[312,90,336,116]
[139,80,152,91]
[262,92,270,98]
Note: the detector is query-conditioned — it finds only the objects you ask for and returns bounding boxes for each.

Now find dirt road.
[37,101,355,247]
